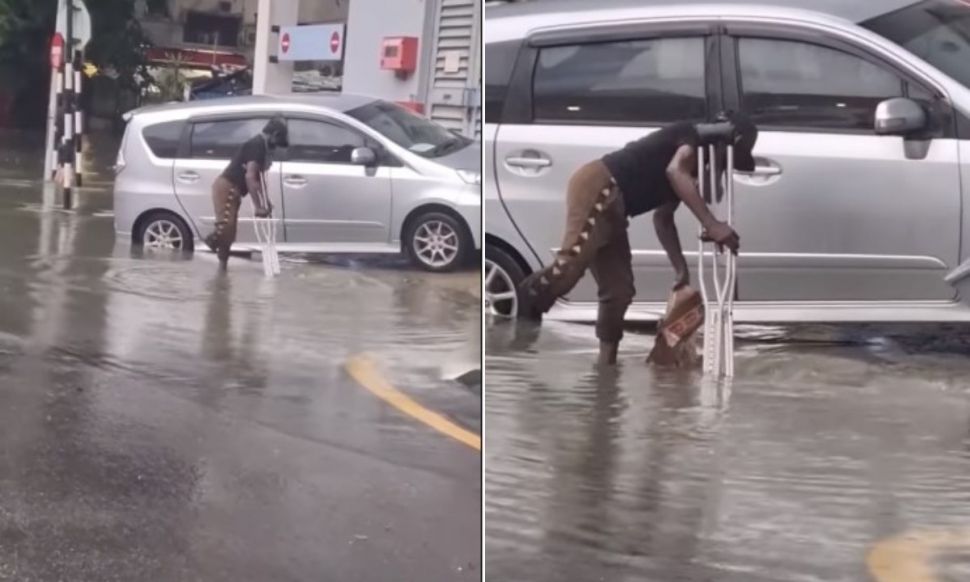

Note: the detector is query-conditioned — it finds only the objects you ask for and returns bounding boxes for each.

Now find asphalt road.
[0,131,481,582]
[485,318,970,582]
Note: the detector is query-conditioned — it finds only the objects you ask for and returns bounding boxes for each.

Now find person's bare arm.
[653,200,689,289]
[666,145,717,229]
[666,144,738,253]
[245,161,271,216]
[245,161,262,201]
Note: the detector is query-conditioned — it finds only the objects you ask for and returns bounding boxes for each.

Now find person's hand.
[702,220,740,254]
[255,200,273,218]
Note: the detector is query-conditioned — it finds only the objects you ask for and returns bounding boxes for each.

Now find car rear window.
[142,121,184,159]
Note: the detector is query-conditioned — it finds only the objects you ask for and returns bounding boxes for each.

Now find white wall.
[342,0,433,103]
[252,0,298,94]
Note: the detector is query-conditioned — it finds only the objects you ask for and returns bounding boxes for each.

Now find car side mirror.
[351,146,377,166]
[874,97,927,136]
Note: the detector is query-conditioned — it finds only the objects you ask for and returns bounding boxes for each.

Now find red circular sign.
[50,33,64,69]
[281,32,291,53]
[330,31,341,54]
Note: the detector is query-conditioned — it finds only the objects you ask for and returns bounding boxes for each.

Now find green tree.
[0,0,152,126]
[0,0,57,126]
[85,0,152,94]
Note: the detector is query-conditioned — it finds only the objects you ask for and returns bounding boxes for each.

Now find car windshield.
[863,0,970,90]
[346,100,471,159]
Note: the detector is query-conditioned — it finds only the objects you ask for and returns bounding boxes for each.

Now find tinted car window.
[739,38,904,131]
[190,118,269,159]
[142,120,184,159]
[484,40,522,123]
[532,37,707,124]
[286,119,365,164]
[863,0,970,91]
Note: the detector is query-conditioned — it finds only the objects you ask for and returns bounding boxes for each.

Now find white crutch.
[253,173,280,278]
[696,139,737,377]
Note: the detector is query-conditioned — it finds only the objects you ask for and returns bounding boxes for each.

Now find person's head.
[263,116,289,149]
[710,111,758,172]
[698,112,758,202]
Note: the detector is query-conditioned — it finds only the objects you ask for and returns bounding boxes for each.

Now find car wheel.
[136,212,194,252]
[406,211,470,272]
[485,245,526,319]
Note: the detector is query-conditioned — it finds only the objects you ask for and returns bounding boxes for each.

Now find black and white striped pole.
[60,0,75,210]
[60,54,75,209]
[73,49,83,188]
[47,0,90,202]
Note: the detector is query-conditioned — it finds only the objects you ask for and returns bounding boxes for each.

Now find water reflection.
[0,133,481,579]
[485,319,970,581]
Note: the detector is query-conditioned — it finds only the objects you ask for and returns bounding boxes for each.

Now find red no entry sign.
[330,31,341,54]
[281,32,291,54]
[50,33,64,69]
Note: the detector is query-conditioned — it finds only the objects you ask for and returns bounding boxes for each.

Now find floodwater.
[0,132,481,581]
[485,319,970,582]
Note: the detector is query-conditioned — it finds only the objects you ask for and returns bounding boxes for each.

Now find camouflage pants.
[520,160,635,343]
[205,176,242,264]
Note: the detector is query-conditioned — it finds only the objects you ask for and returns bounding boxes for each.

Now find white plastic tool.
[696,142,737,377]
[253,174,280,278]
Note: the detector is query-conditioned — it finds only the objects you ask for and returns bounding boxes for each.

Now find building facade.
[136,0,481,138]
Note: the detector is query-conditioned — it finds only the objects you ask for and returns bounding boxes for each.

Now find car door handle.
[284,175,308,187]
[734,160,783,186]
[749,165,782,177]
[176,171,199,183]
[506,157,552,169]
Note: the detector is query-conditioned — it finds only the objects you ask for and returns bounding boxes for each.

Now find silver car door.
[280,117,393,248]
[723,28,961,302]
[493,25,716,305]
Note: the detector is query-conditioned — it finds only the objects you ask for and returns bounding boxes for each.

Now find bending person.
[204,116,289,269]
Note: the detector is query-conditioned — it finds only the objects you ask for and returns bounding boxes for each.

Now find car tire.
[485,245,526,319]
[135,211,195,252]
[405,211,471,272]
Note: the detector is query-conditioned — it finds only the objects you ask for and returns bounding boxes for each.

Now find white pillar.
[43,69,58,180]
[253,0,299,95]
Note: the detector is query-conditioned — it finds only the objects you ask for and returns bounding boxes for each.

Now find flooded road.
[485,319,970,582]
[0,132,481,581]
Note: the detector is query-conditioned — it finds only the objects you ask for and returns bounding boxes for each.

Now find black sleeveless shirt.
[601,122,700,217]
[221,135,269,197]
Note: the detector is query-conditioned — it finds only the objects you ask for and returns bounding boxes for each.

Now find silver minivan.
[484,0,970,321]
[115,93,481,272]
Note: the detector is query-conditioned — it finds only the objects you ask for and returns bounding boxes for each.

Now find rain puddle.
[485,320,970,581]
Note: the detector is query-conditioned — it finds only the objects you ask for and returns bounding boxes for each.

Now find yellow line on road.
[867,528,970,582]
[345,354,481,451]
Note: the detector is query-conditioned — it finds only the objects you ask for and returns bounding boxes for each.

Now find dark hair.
[719,110,758,174]
[263,115,289,148]
[263,116,287,139]
[717,110,755,140]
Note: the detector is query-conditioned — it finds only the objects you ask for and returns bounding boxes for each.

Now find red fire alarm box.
[381,37,418,73]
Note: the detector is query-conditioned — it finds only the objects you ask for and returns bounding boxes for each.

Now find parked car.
[114,93,481,272]
[484,0,970,321]
[188,68,253,101]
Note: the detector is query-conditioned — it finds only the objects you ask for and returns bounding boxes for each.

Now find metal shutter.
[428,0,481,138]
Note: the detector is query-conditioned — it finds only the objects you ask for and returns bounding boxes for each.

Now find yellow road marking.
[868,528,970,582]
[345,354,481,451]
